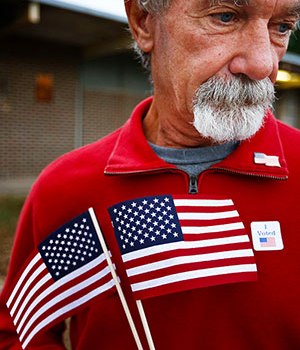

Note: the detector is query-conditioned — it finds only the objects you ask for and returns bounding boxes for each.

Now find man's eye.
[216,12,236,23]
[278,23,293,34]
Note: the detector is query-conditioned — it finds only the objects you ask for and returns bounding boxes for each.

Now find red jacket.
[1,97,300,349]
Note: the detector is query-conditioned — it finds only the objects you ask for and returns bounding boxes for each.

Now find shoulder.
[277,120,300,155]
[37,128,120,185]
[27,127,122,232]
[275,120,300,175]
[277,119,300,139]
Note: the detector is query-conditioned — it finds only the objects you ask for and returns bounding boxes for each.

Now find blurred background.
[0,0,300,283]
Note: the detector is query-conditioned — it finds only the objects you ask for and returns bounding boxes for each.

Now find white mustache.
[193,74,275,108]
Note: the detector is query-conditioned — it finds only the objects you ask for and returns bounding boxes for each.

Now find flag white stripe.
[254,159,266,164]
[14,274,52,325]
[10,262,46,317]
[19,265,111,341]
[174,199,233,207]
[131,264,257,292]
[22,279,115,349]
[127,249,254,277]
[7,253,40,308]
[122,235,250,262]
[16,254,107,333]
[181,222,245,234]
[177,210,239,220]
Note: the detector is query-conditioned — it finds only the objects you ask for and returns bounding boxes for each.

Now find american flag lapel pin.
[254,152,281,167]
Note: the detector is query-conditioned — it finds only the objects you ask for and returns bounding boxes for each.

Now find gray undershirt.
[149,141,238,177]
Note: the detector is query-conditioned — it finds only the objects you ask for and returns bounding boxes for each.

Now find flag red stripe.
[180,229,247,241]
[124,241,253,269]
[174,205,236,214]
[20,272,114,345]
[9,257,47,318]
[133,271,257,299]
[6,253,41,309]
[15,258,110,337]
[179,217,242,227]
[129,256,256,284]
[14,274,53,330]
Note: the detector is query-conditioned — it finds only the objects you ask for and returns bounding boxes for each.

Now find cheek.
[187,48,230,85]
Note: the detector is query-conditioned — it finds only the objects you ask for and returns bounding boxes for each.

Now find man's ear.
[124,0,154,53]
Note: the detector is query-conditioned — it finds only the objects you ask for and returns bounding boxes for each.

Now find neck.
[143,97,217,148]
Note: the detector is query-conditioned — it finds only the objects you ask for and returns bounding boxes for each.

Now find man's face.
[149,0,300,141]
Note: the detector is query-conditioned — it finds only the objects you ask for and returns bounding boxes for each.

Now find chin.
[193,105,267,144]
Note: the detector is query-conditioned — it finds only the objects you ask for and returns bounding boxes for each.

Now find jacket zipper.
[106,168,197,194]
[188,175,199,194]
[187,168,288,197]
[105,167,287,198]
[104,168,173,176]
[187,167,288,196]
[211,167,288,180]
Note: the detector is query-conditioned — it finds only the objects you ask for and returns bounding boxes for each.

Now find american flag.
[254,152,281,167]
[109,195,257,299]
[259,237,276,247]
[5,211,115,349]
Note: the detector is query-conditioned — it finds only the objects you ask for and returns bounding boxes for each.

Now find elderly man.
[1,0,300,349]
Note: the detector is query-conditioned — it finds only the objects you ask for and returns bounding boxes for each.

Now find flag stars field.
[110,196,183,254]
[39,218,100,280]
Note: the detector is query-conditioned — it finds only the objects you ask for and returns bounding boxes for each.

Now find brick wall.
[0,38,147,189]
[83,90,143,145]
[0,38,79,179]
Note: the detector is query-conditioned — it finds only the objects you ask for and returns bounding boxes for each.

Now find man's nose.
[229,23,277,82]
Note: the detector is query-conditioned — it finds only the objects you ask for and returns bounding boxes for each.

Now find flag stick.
[136,300,156,350]
[89,208,144,350]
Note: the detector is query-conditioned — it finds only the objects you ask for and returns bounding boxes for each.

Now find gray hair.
[137,0,171,13]
[132,0,171,71]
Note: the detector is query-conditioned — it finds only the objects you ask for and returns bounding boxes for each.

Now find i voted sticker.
[251,221,284,251]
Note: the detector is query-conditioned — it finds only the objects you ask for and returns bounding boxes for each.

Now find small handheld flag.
[109,194,257,300]
[5,211,116,349]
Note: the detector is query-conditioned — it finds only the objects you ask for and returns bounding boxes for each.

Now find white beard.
[193,75,275,143]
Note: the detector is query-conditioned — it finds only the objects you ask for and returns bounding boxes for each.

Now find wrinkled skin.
[125,0,300,146]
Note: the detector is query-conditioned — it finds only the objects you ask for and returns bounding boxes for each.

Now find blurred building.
[0,0,151,194]
[0,0,300,194]
[276,52,300,128]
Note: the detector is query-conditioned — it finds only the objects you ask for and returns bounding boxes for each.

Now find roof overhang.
[35,0,127,23]
[0,1,131,60]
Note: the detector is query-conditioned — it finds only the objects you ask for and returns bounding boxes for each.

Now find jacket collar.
[211,109,289,179]
[105,97,175,175]
[105,97,289,179]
